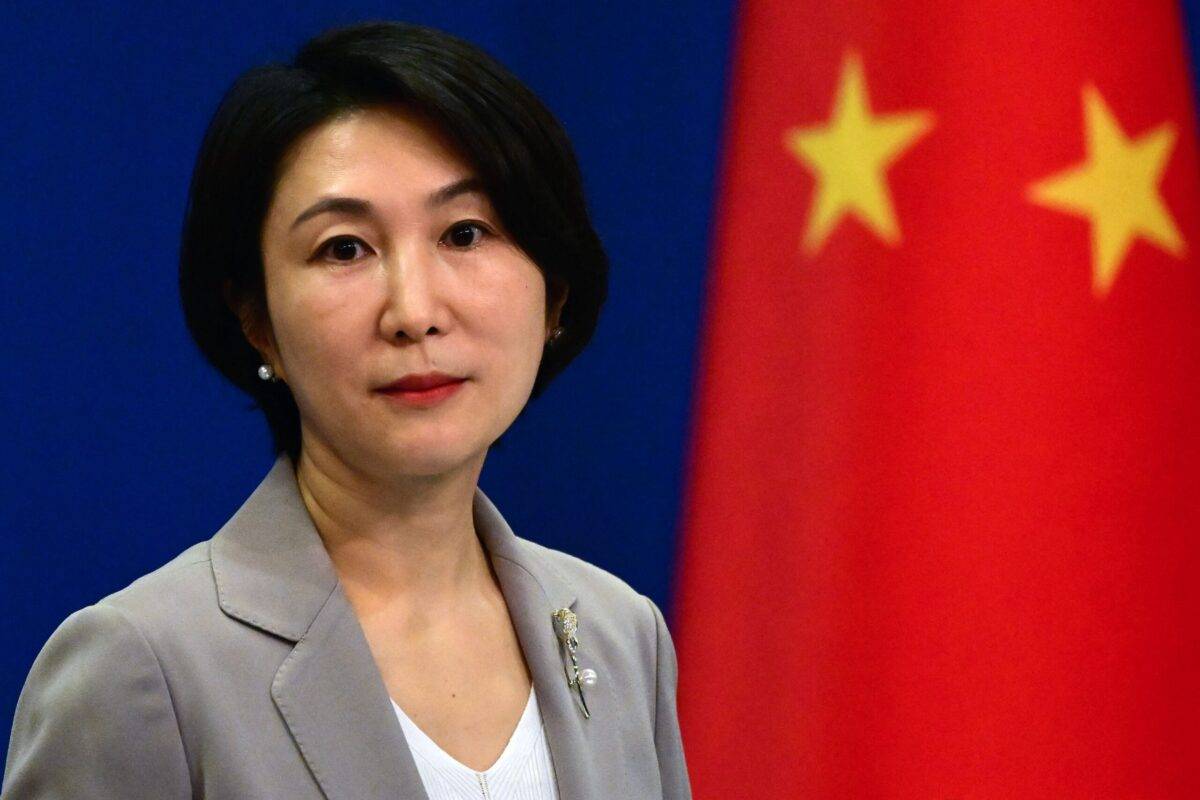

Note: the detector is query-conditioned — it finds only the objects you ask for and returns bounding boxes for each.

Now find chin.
[372,430,488,478]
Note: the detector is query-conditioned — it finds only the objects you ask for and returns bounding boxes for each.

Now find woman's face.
[249,105,565,479]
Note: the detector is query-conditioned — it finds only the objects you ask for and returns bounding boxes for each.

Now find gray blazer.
[3,454,691,799]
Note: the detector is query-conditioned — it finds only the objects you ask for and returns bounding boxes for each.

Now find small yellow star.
[784,51,935,256]
[1028,85,1185,297]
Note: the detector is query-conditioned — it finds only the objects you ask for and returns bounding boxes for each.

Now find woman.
[2,20,690,800]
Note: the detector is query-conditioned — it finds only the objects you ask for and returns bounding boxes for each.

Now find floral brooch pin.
[551,608,596,719]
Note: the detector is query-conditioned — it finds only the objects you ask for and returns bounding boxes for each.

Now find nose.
[378,243,447,344]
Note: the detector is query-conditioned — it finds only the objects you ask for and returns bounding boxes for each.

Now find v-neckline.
[391,686,540,777]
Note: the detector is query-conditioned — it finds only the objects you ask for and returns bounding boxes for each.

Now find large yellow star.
[1028,85,1185,297]
[784,51,934,256]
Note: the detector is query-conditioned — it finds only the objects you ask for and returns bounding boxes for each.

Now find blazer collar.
[210,452,577,642]
[209,453,591,800]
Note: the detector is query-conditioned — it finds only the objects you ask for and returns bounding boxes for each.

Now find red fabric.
[673,1,1200,796]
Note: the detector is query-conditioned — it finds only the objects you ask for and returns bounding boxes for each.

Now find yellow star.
[784,51,934,256]
[1028,85,1185,297]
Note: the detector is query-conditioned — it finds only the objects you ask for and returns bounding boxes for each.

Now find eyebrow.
[289,176,487,231]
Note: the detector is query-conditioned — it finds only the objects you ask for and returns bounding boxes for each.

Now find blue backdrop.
[2,0,1196,758]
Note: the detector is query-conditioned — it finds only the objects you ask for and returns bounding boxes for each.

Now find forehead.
[272,105,475,202]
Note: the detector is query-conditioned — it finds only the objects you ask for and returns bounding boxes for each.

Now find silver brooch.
[551,608,595,719]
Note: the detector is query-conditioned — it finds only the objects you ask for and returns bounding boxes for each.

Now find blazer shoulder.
[4,597,194,797]
[5,543,211,797]
[514,536,658,631]
[90,538,216,638]
[524,536,643,593]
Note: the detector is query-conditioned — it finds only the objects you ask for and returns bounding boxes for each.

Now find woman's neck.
[293,441,493,618]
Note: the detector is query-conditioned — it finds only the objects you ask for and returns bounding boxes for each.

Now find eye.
[314,235,371,264]
[440,220,493,250]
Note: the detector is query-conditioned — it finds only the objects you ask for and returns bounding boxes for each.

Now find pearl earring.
[257,364,277,382]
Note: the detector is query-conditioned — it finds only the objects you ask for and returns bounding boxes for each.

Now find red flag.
[674,1,1200,796]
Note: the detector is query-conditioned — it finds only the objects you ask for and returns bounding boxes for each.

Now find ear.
[224,279,285,381]
[546,278,570,334]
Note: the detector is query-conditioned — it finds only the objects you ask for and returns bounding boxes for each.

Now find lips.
[376,372,466,392]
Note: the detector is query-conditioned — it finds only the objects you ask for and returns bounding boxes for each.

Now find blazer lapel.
[471,490,597,800]
[271,585,428,800]
[211,454,428,800]
[211,453,597,800]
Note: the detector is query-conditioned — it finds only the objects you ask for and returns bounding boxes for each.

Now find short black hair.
[179,20,608,464]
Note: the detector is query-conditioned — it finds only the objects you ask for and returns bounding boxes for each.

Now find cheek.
[275,283,370,382]
[477,275,546,359]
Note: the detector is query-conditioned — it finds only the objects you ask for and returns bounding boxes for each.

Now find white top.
[391,686,560,800]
